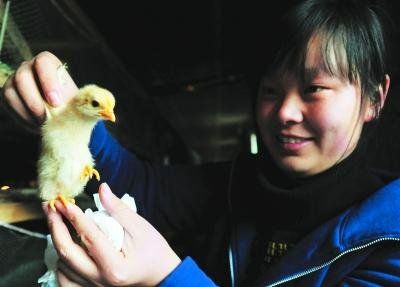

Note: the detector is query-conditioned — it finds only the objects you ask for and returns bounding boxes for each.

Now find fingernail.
[100,182,113,201]
[101,182,111,195]
[55,201,67,213]
[48,91,61,106]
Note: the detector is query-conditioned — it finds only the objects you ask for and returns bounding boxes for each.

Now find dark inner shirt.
[233,143,396,284]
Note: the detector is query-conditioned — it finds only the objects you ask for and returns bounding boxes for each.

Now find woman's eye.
[304,85,324,94]
[259,86,279,100]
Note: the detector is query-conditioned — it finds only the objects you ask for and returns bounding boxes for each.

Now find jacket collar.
[254,178,400,286]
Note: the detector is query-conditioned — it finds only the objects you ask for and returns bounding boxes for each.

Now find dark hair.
[265,0,391,118]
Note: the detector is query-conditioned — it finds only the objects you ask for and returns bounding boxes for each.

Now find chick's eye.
[91,100,99,107]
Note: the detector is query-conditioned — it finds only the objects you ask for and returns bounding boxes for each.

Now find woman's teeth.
[279,136,306,143]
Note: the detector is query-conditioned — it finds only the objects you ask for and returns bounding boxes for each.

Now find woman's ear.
[364,74,391,122]
[379,74,391,108]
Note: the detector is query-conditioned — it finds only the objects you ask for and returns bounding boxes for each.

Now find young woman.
[3,0,399,286]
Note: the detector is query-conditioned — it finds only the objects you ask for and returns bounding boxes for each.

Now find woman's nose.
[277,92,304,125]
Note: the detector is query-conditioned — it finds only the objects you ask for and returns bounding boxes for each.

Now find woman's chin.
[275,157,318,177]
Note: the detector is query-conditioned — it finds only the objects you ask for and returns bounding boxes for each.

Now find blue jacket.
[89,122,400,286]
[246,178,400,286]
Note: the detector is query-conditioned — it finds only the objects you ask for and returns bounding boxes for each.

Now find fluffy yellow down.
[37,84,116,205]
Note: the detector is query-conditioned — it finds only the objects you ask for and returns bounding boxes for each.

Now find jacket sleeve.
[87,121,230,232]
[88,121,143,198]
[338,242,400,286]
[159,257,218,287]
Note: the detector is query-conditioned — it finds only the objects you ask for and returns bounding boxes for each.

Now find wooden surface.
[0,201,43,223]
[0,187,44,223]
[0,187,96,223]
[0,185,97,223]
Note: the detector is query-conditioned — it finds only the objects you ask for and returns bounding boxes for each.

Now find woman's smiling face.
[256,38,374,177]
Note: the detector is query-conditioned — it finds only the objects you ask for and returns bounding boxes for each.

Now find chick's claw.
[48,194,76,212]
[92,168,100,181]
[58,194,75,206]
[80,165,100,182]
[48,199,57,212]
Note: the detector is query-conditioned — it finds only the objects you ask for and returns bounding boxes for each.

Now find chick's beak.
[99,107,116,122]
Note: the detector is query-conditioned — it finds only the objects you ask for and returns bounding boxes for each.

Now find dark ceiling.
[74,1,290,164]
[76,1,400,86]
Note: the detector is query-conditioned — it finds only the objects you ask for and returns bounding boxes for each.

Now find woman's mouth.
[276,135,313,152]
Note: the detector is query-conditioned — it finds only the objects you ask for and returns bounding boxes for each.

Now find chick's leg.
[80,165,100,182]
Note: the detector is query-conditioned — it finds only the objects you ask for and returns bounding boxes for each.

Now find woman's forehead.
[264,34,350,82]
[263,66,335,84]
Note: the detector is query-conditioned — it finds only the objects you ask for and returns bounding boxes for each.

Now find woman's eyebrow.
[303,67,331,82]
[304,67,319,80]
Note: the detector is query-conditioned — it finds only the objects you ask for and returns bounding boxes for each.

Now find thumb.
[98,183,141,228]
[34,51,78,106]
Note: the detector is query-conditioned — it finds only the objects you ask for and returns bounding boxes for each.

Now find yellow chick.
[37,84,116,210]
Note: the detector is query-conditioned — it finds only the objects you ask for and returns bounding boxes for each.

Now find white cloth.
[37,235,59,287]
[38,193,136,286]
[85,193,137,250]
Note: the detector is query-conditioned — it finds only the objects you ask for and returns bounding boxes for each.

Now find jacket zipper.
[265,237,400,287]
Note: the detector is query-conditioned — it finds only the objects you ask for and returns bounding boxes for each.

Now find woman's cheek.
[313,111,355,158]
[256,101,275,123]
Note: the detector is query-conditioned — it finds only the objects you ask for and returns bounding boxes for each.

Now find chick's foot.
[80,165,100,182]
[48,194,76,211]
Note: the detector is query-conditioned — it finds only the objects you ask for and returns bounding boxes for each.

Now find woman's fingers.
[1,51,79,128]
[57,262,96,287]
[47,185,181,287]
[97,183,181,286]
[13,60,47,122]
[57,270,85,287]
[98,183,143,232]
[33,51,78,105]
[44,204,100,281]
[2,75,38,125]
[53,201,125,280]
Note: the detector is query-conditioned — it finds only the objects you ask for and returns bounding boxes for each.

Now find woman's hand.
[44,183,181,287]
[1,51,78,130]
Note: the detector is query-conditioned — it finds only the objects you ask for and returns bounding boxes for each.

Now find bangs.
[263,0,388,104]
[268,28,357,86]
[313,29,357,83]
